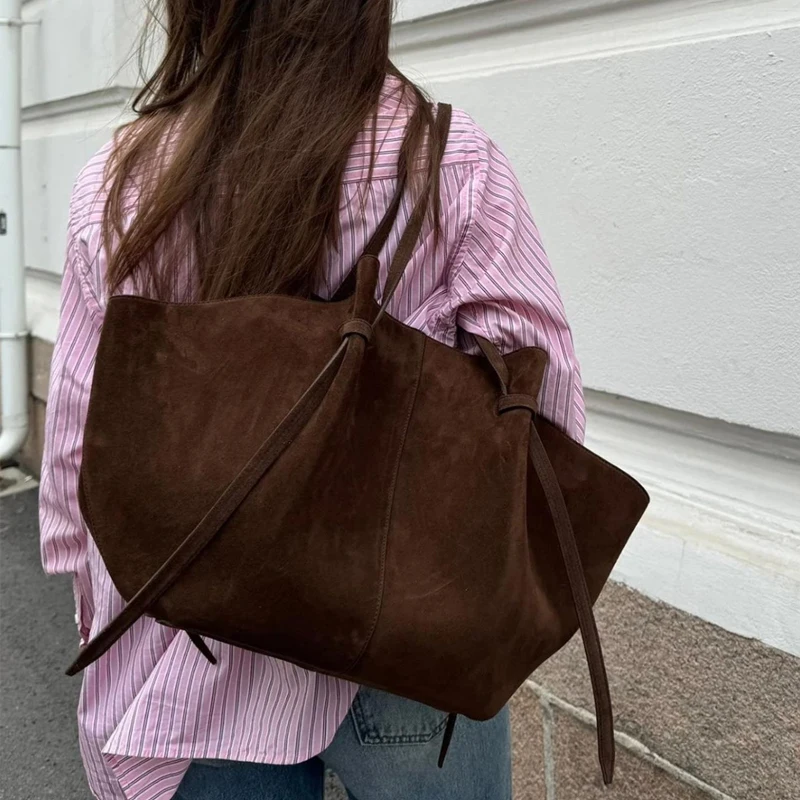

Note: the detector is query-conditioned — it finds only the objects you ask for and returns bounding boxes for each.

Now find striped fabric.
[39,76,585,800]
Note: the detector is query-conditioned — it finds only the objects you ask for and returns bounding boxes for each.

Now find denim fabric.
[175,687,511,800]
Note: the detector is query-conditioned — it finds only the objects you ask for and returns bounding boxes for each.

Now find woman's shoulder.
[69,138,118,234]
[353,84,505,187]
[442,106,502,169]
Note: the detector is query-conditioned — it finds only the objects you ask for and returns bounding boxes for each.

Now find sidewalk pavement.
[1,487,88,798]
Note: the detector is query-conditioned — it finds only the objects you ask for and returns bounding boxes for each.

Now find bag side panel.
[350,338,534,718]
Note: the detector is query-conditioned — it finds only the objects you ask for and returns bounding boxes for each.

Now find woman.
[40,1,585,798]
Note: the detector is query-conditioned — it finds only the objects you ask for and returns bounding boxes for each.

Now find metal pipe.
[0,0,30,462]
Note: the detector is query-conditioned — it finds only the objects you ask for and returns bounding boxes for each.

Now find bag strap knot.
[498,394,538,414]
[340,319,373,344]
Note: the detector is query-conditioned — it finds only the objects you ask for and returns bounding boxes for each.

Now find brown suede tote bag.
[67,105,649,782]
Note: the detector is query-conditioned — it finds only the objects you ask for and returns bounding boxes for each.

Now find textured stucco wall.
[391,0,800,661]
[395,0,800,437]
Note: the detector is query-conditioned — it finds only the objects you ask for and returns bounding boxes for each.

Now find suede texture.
[78,252,649,721]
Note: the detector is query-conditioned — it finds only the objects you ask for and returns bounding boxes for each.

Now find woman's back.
[41,73,584,800]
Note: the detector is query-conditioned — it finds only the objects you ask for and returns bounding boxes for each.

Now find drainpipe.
[0,0,29,462]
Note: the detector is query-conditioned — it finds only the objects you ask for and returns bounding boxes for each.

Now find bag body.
[68,105,649,782]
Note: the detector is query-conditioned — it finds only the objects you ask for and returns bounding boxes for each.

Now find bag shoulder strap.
[379,102,451,310]
[365,101,452,263]
[333,102,452,303]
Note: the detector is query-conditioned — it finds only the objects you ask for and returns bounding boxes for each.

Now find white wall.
[395,0,800,439]
[394,0,800,657]
[21,0,800,654]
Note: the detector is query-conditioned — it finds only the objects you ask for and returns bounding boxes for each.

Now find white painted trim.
[396,0,492,24]
[21,86,134,138]
[586,391,800,657]
[397,0,648,26]
[398,0,799,27]
[393,0,800,81]
[22,85,134,121]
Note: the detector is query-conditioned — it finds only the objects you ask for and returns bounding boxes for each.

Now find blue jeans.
[175,686,511,799]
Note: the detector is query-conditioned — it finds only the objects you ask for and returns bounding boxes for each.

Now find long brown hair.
[104,0,442,300]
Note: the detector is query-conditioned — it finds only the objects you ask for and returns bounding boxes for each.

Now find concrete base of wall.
[513,582,799,800]
[11,336,51,475]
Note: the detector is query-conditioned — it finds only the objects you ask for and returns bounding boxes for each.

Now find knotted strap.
[528,420,615,783]
[481,334,616,785]
[379,103,451,315]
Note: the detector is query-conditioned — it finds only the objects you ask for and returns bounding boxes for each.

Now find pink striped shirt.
[40,77,585,800]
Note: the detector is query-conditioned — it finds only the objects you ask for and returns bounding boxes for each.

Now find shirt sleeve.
[39,202,104,644]
[447,138,586,443]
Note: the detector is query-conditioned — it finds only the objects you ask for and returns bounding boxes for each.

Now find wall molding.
[393,0,800,81]
[399,0,654,29]
[22,85,134,122]
[587,390,800,657]
[21,86,135,138]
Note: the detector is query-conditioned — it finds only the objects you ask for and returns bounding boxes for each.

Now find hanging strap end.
[437,713,458,768]
[599,723,615,785]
